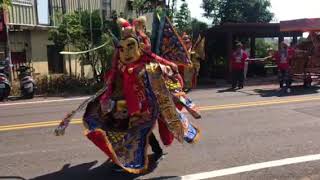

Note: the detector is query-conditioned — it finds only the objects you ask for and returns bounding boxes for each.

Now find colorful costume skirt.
[82,63,200,174]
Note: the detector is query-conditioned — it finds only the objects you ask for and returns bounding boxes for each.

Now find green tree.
[49,13,83,49]
[174,2,191,34]
[255,39,276,58]
[97,33,114,74]
[105,11,121,39]
[165,0,181,20]
[132,0,146,17]
[170,0,177,17]
[0,0,11,7]
[202,0,219,19]
[131,0,166,17]
[49,10,114,81]
[201,0,274,25]
[191,18,208,40]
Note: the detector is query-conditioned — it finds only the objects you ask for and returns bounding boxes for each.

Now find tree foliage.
[132,0,146,17]
[255,39,277,58]
[174,2,191,34]
[49,13,82,49]
[49,10,114,81]
[201,0,274,24]
[131,0,165,17]
[0,0,11,7]
[191,18,208,40]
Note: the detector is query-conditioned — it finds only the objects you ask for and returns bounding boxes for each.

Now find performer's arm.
[154,56,179,74]
[143,51,179,74]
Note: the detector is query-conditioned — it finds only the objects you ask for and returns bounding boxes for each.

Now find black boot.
[110,164,124,172]
[149,133,164,163]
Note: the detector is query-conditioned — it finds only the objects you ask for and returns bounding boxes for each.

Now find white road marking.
[180,154,320,180]
[0,97,89,107]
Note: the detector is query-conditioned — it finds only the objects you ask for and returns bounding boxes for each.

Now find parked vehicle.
[0,65,11,101]
[17,65,36,99]
[280,18,320,87]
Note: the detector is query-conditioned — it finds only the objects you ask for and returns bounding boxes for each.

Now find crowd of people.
[230,41,301,93]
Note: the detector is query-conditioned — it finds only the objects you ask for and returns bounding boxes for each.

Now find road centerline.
[1,96,320,132]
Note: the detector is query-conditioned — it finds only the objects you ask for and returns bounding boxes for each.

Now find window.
[12,0,32,6]
[36,0,49,25]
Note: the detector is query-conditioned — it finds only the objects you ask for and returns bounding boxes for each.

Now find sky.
[36,0,320,26]
[177,0,320,24]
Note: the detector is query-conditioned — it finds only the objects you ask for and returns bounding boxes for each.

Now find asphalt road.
[2,85,320,180]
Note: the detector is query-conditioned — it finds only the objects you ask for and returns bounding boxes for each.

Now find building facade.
[1,0,105,77]
[1,0,140,77]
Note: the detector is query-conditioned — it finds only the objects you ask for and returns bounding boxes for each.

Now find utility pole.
[100,0,104,30]
[89,1,93,45]
[4,7,13,82]
[78,0,84,78]
[66,16,72,76]
[88,1,94,79]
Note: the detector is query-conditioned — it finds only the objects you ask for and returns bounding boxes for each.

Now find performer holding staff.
[247,42,296,93]
[231,42,248,89]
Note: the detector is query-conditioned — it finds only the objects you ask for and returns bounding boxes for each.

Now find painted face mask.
[119,37,141,65]
[113,100,129,120]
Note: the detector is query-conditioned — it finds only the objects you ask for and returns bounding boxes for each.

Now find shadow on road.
[0,177,26,180]
[216,88,258,96]
[254,86,320,97]
[29,159,179,180]
[217,88,236,93]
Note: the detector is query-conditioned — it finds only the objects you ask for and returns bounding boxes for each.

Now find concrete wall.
[8,0,153,78]
[32,61,49,75]
[64,58,93,78]
[9,28,97,78]
[9,30,49,75]
[9,31,30,53]
[30,30,50,75]
[30,30,49,62]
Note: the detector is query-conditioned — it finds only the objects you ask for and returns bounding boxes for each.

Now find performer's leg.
[149,133,163,162]
[278,70,284,88]
[231,70,237,89]
[285,70,291,87]
[192,68,197,89]
[149,133,163,155]
[238,70,244,89]
[284,70,292,93]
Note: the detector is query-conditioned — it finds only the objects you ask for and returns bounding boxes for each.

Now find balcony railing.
[12,0,33,6]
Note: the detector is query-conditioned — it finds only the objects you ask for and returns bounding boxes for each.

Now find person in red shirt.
[231,42,248,89]
[272,42,295,92]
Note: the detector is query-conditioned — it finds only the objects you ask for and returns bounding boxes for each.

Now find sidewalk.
[198,76,278,88]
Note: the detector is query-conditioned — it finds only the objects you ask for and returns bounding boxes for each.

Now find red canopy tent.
[280,18,320,32]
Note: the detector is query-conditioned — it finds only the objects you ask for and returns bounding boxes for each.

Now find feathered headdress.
[117,18,134,39]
